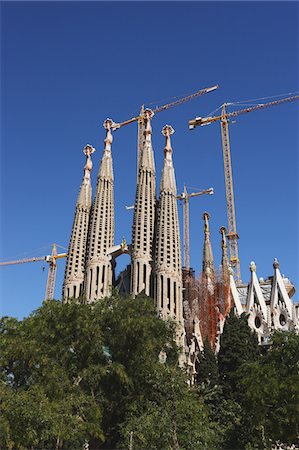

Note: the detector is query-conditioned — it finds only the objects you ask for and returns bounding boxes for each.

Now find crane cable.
[0,243,67,263]
[226,91,299,106]
[205,91,299,116]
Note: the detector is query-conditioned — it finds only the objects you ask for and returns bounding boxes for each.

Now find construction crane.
[177,185,214,270]
[189,93,299,284]
[0,243,67,300]
[111,85,219,131]
[110,85,219,179]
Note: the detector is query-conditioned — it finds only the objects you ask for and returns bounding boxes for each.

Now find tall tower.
[200,212,217,350]
[63,144,95,301]
[202,212,215,277]
[131,109,156,297]
[85,119,115,301]
[153,125,184,339]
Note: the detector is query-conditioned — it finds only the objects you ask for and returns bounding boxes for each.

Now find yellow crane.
[189,93,299,284]
[0,243,67,300]
[177,185,214,270]
[111,85,219,179]
[111,84,219,131]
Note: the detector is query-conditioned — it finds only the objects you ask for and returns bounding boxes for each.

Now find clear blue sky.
[1,1,298,319]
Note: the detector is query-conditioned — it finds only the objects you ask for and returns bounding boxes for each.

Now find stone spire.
[202,212,214,276]
[220,226,229,272]
[84,119,115,301]
[154,125,184,341]
[130,109,156,297]
[63,144,95,301]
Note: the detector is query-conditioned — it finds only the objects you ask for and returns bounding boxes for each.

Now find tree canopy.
[0,295,217,449]
[1,298,298,449]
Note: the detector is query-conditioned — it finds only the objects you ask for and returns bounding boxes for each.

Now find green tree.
[196,336,219,387]
[238,331,299,448]
[214,311,261,449]
[0,303,106,449]
[94,294,218,448]
[218,311,260,400]
[195,336,241,449]
[119,365,218,449]
[0,295,218,449]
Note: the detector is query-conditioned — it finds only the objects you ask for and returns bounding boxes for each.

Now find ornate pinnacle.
[220,226,229,270]
[83,144,96,158]
[162,125,174,159]
[220,226,227,248]
[250,261,256,272]
[143,108,154,121]
[273,258,280,269]
[143,109,154,140]
[103,118,113,152]
[83,144,95,176]
[203,212,210,235]
[202,212,214,274]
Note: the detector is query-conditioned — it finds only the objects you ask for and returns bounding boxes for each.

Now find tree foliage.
[196,336,219,387]
[0,295,217,449]
[1,299,298,449]
[238,331,299,448]
[218,311,260,399]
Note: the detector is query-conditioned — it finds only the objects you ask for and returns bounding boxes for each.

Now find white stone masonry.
[63,144,95,301]
[131,109,156,297]
[84,119,115,301]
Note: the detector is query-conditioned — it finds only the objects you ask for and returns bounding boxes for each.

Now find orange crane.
[177,185,214,270]
[189,93,299,284]
[0,243,67,300]
[111,85,219,179]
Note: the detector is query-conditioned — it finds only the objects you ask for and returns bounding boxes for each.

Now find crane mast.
[182,185,190,270]
[189,93,299,285]
[177,185,214,270]
[220,105,241,283]
[45,243,57,300]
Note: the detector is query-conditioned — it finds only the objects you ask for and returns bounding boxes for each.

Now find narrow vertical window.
[167,278,171,311]
[143,264,147,288]
[96,266,100,289]
[89,268,93,300]
[174,281,177,315]
[102,266,106,290]
[137,262,140,292]
[161,275,164,308]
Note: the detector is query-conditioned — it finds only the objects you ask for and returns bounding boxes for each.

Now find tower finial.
[202,212,214,274]
[250,261,256,272]
[220,226,229,270]
[273,258,280,269]
[143,109,154,140]
[162,125,174,160]
[203,212,211,235]
[103,118,113,152]
[83,144,95,179]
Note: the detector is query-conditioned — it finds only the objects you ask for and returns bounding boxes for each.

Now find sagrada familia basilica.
[62,110,298,364]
